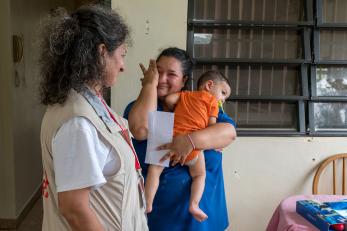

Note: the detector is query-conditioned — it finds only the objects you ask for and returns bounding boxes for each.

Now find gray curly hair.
[39,5,130,105]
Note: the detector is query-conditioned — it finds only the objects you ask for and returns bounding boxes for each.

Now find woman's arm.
[128,60,159,140]
[191,123,236,150]
[160,122,236,165]
[58,188,104,231]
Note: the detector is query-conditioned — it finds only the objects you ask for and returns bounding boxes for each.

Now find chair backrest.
[313,153,347,195]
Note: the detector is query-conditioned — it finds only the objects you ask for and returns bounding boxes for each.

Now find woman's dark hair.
[39,5,130,105]
[156,47,194,89]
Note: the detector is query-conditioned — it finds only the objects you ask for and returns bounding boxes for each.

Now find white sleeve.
[52,117,107,192]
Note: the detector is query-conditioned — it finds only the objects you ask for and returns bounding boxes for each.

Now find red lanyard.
[97,95,141,170]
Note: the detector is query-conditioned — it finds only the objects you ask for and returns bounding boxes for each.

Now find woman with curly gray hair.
[39,5,148,231]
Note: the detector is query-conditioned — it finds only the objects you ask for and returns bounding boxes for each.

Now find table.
[266,194,347,231]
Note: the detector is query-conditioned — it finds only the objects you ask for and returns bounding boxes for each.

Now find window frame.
[308,0,347,136]
[187,0,347,136]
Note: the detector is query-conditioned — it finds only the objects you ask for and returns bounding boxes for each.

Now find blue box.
[296,200,347,231]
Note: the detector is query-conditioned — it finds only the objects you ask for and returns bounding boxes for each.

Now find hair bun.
[49,14,79,55]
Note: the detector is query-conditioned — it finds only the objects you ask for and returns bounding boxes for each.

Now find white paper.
[145,111,174,167]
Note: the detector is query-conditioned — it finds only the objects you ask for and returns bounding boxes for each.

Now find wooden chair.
[313,153,347,195]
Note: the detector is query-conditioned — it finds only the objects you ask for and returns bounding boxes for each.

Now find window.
[310,0,347,135]
[187,0,347,136]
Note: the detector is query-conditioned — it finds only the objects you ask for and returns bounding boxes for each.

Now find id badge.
[137,171,146,210]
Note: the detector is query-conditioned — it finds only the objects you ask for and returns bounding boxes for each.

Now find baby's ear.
[205,80,214,90]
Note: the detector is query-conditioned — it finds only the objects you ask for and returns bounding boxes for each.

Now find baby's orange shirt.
[173,91,218,135]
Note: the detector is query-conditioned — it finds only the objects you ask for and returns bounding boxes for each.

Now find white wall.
[110,1,347,231]
[11,0,75,217]
[0,0,74,219]
[111,0,187,115]
[0,0,16,219]
[226,137,347,230]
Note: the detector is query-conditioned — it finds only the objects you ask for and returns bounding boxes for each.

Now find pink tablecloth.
[266,195,347,231]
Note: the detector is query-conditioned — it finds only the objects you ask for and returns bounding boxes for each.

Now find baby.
[145,70,231,222]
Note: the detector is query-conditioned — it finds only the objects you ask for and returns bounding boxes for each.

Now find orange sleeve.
[210,100,219,118]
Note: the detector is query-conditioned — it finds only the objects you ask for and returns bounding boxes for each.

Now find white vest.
[40,89,148,231]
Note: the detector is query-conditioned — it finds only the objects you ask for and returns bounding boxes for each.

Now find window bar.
[317,0,323,25]
[212,0,221,59]
[260,0,266,59]
[245,0,256,122]
[280,0,290,126]
[334,0,338,23]
[286,0,290,26]
[303,28,311,61]
[298,100,306,133]
[235,65,240,123]
[330,0,338,59]
[235,0,242,124]
[313,30,320,62]
[284,0,290,59]
[308,102,315,134]
[331,30,336,60]
[344,31,347,60]
[246,66,251,124]
[235,65,240,96]
[236,0,243,59]
[202,0,208,58]
[225,0,232,89]
[306,0,314,22]
[187,0,195,90]
[340,4,347,60]
[249,0,255,60]
[267,0,278,115]
[258,66,263,113]
[268,42,276,115]
[187,29,194,90]
[301,64,309,98]
[324,0,328,23]
[188,0,195,20]
[246,65,251,119]
[257,0,266,115]
[310,65,317,97]
[214,0,221,20]
[225,0,232,59]
[280,67,288,125]
[273,0,278,22]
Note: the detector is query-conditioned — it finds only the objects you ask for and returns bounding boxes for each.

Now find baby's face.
[209,81,231,103]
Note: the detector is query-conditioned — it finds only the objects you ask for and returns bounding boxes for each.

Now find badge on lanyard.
[137,170,146,209]
[97,93,146,211]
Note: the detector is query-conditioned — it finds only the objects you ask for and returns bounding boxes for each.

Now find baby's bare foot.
[189,204,208,222]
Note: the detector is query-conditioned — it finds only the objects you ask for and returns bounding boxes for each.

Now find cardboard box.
[296,200,347,231]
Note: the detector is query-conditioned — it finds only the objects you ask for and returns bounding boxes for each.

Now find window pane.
[322,0,347,23]
[316,66,347,96]
[225,101,297,130]
[313,103,347,131]
[193,0,305,22]
[193,64,301,96]
[194,28,302,59]
[319,30,347,60]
